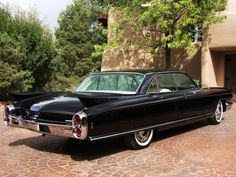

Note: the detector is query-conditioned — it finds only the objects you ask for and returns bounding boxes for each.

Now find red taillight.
[3,105,15,126]
[5,117,10,123]
[75,128,82,136]
[4,107,11,125]
[73,114,82,137]
[74,115,81,125]
[72,111,87,139]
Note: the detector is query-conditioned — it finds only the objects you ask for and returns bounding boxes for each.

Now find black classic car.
[3,71,233,149]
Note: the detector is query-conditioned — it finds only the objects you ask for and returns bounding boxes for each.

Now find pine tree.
[50,0,107,91]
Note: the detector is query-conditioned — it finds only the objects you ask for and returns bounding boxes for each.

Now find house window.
[98,13,108,29]
[190,23,203,43]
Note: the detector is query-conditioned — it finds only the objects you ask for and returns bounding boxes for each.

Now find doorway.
[225,55,236,101]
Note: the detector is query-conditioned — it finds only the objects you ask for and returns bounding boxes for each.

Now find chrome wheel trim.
[134,129,153,146]
[215,101,223,122]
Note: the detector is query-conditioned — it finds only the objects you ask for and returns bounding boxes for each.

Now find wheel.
[208,100,224,125]
[124,129,153,150]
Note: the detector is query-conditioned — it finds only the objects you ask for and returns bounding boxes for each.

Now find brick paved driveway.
[0,104,236,177]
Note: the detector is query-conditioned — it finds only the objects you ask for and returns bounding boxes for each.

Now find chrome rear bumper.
[5,116,73,138]
[3,105,89,140]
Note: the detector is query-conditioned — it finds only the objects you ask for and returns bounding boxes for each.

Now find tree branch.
[174,8,187,24]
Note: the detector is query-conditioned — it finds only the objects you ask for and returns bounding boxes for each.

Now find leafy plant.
[0,5,55,95]
[49,0,107,91]
[96,0,227,68]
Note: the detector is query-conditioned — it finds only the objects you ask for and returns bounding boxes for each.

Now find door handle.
[184,94,189,99]
[160,96,165,99]
[191,91,198,94]
[184,92,193,99]
[184,90,198,99]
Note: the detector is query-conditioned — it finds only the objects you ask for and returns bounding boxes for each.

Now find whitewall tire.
[208,100,224,125]
[124,129,153,150]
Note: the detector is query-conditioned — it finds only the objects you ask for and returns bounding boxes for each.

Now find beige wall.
[206,0,236,51]
[202,0,236,87]
[102,0,236,88]
[209,14,236,51]
[201,49,225,87]
[101,9,155,71]
[101,9,201,82]
[152,47,201,81]
[102,46,201,81]
[101,47,154,71]
[215,54,225,87]
[202,44,227,87]
[227,0,236,11]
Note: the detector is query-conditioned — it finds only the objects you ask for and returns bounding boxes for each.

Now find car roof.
[95,69,185,75]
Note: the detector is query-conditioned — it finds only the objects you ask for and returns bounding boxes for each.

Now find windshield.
[75,73,145,94]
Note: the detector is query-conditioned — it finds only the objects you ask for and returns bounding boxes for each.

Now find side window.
[174,73,197,90]
[97,75,117,90]
[85,75,99,91]
[147,76,158,93]
[157,74,176,92]
[117,75,139,92]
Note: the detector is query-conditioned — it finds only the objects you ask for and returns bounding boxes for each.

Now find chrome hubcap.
[134,129,153,145]
[215,101,223,122]
[135,131,150,143]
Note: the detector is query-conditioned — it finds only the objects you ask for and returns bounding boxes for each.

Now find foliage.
[8,10,55,90]
[90,0,130,8]
[0,5,55,95]
[0,33,33,95]
[96,0,227,68]
[49,0,107,91]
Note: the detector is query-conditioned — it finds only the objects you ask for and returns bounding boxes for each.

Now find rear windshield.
[75,73,145,94]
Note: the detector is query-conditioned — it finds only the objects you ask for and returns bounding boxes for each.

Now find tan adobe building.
[101,0,236,99]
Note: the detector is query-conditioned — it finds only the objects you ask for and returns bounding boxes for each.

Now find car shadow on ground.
[9,120,209,161]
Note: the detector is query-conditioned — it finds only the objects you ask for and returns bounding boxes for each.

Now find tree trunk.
[165,45,171,69]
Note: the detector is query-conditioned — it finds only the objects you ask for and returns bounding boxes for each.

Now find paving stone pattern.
[0,104,236,177]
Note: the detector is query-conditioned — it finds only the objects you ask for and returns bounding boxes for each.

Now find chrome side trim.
[89,113,213,141]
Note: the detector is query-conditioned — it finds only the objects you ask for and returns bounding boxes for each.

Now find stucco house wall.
[102,0,236,92]
[202,0,236,87]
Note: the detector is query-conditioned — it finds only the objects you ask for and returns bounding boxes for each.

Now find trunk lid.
[13,92,121,124]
